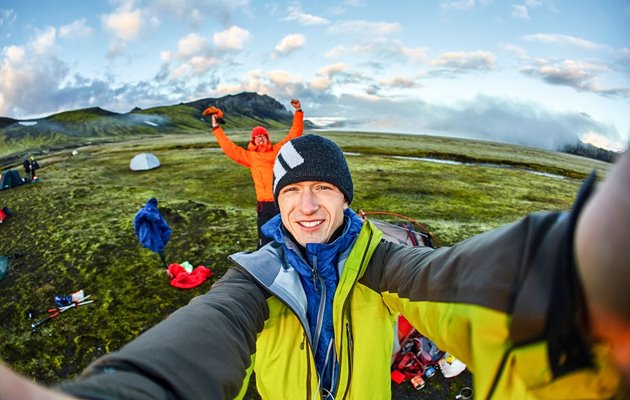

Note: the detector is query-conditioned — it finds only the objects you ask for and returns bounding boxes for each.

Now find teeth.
[300,220,322,228]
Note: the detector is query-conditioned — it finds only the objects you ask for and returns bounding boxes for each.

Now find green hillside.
[0,92,306,161]
[0,131,624,399]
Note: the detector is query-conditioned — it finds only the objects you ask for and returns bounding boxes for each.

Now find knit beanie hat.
[273,134,353,205]
[251,126,269,141]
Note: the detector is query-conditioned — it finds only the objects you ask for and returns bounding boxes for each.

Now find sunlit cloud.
[327,20,401,36]
[101,3,143,41]
[214,26,251,50]
[521,33,600,50]
[284,4,330,25]
[431,51,496,72]
[271,34,306,59]
[59,19,94,39]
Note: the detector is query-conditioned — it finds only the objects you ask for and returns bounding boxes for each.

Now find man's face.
[277,180,347,247]
[253,134,269,146]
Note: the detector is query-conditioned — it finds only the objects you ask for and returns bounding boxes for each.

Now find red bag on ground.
[167,263,213,289]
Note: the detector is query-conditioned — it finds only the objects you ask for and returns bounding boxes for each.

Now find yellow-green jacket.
[59,178,620,400]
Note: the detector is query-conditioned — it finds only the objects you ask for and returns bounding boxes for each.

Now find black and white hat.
[273,134,353,205]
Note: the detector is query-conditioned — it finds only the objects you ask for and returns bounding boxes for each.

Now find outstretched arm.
[0,361,77,400]
[0,268,268,400]
[575,149,630,387]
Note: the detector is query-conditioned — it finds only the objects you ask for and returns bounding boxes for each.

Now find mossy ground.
[0,130,622,399]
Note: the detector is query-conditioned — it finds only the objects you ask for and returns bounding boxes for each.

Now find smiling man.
[2,135,629,400]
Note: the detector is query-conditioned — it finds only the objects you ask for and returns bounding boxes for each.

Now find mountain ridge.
[0,92,313,158]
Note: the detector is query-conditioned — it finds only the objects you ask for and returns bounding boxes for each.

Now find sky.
[1,0,629,151]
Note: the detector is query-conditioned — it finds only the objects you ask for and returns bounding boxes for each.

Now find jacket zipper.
[339,228,373,400]
[302,332,312,400]
[312,254,327,360]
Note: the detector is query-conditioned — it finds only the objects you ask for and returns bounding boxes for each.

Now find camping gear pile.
[28,290,94,331]
[358,211,467,390]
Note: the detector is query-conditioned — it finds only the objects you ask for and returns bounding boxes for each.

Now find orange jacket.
[211,110,304,202]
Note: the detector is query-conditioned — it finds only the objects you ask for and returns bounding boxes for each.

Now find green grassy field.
[0,130,623,399]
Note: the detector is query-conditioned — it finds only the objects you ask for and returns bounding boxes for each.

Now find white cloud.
[431,51,496,71]
[31,27,57,55]
[441,0,475,11]
[0,9,17,26]
[325,45,346,58]
[512,5,529,20]
[379,76,421,89]
[267,70,301,86]
[319,63,348,76]
[3,45,25,63]
[59,18,94,38]
[102,4,143,41]
[520,58,622,96]
[521,34,599,50]
[327,20,401,36]
[284,4,330,25]
[213,26,251,50]
[309,76,332,91]
[271,34,306,59]
[176,33,207,58]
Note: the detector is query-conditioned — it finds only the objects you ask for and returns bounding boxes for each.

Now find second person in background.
[203,99,303,248]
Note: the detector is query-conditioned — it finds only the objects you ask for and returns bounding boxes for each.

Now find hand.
[202,106,223,118]
[290,99,301,111]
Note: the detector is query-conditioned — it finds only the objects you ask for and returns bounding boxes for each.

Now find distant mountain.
[0,92,313,160]
[560,141,619,163]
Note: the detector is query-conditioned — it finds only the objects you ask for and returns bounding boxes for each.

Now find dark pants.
[256,201,279,249]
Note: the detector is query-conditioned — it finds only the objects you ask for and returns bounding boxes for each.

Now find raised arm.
[208,110,252,167]
[275,99,304,149]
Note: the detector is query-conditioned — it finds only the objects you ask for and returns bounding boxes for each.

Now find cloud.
[271,34,306,59]
[101,3,143,41]
[521,33,599,49]
[430,51,496,73]
[308,93,622,151]
[521,58,629,99]
[512,5,529,20]
[213,26,251,50]
[176,33,208,58]
[59,18,94,39]
[327,20,401,36]
[3,45,24,63]
[0,8,17,27]
[440,0,475,11]
[440,0,493,11]
[379,76,422,89]
[32,27,58,54]
[348,38,428,63]
[284,4,330,25]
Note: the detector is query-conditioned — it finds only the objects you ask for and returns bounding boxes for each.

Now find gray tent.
[130,153,161,171]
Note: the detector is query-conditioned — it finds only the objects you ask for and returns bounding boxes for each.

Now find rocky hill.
[0,92,313,164]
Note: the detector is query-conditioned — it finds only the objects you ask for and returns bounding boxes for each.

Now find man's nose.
[299,189,319,214]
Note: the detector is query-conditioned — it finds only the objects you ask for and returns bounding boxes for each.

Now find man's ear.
[343,201,349,210]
